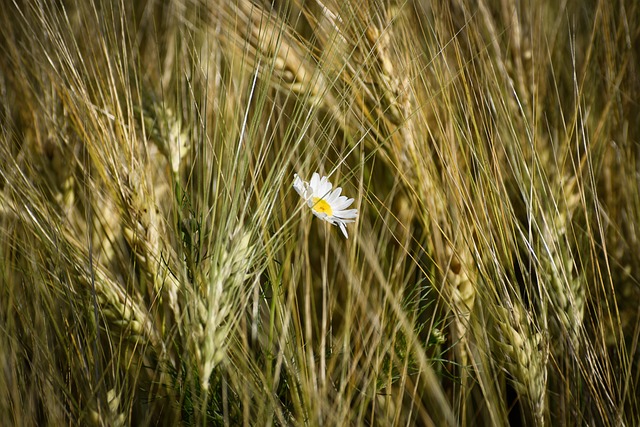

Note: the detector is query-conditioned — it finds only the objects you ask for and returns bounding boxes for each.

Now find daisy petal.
[293,174,306,197]
[328,187,342,202]
[293,172,358,239]
[338,222,349,239]
[310,173,320,191]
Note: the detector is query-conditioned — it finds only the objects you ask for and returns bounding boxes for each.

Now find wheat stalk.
[215,0,330,109]
[187,228,255,390]
[495,303,548,425]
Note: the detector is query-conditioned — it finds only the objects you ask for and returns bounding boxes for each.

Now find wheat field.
[0,0,639,425]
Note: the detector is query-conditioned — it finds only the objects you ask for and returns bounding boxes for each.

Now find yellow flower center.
[311,197,333,216]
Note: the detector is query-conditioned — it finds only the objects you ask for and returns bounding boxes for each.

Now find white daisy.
[293,172,358,238]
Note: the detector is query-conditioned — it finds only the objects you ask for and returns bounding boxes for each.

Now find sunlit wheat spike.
[216,0,328,108]
[311,0,481,374]
[187,228,255,390]
[309,0,409,146]
[119,162,182,336]
[540,173,585,352]
[314,0,405,121]
[495,304,548,425]
[332,0,480,371]
[445,243,477,367]
[79,261,163,352]
[140,94,190,179]
[89,387,126,427]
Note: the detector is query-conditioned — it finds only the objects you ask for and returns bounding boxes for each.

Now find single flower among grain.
[293,172,358,238]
